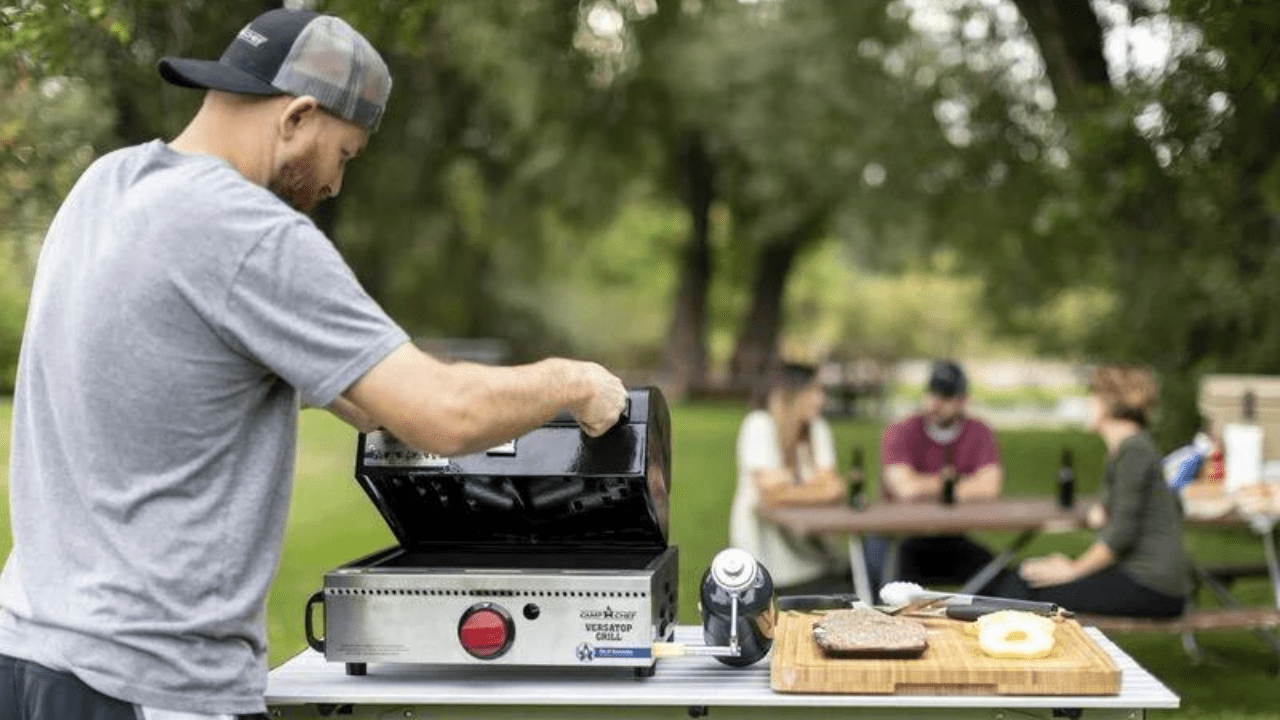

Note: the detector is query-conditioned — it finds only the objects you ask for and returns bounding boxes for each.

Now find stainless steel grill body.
[306,388,676,675]
[320,546,678,668]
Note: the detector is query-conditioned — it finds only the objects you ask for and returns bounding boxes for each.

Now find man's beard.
[268,145,325,214]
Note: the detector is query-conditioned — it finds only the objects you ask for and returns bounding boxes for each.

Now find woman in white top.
[730,363,849,593]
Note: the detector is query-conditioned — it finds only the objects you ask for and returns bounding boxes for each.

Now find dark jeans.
[0,653,268,720]
[864,534,996,600]
[987,566,1186,618]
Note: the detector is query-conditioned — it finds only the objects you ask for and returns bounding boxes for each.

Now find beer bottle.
[941,446,957,505]
[1058,448,1076,509]
[847,447,867,510]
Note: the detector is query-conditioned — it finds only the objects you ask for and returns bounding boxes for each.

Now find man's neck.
[925,416,963,445]
[168,95,274,186]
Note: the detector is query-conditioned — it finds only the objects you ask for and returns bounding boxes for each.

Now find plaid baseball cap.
[159,8,390,132]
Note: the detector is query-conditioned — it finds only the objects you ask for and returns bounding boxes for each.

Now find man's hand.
[568,361,628,436]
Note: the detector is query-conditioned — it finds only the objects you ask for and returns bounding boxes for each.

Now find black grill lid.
[353,387,671,553]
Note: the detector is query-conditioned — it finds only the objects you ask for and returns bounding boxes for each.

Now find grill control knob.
[458,603,514,659]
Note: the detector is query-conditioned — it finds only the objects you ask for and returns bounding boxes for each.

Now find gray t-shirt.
[0,141,409,714]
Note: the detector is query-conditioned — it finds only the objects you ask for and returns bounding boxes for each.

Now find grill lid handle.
[548,396,631,428]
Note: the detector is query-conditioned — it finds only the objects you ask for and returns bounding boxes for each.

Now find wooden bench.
[1202,562,1273,585]
[1077,607,1280,634]
[1076,607,1280,674]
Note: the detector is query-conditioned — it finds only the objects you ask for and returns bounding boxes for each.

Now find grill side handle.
[304,590,326,653]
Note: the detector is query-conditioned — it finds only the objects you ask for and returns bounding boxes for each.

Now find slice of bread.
[811,607,929,658]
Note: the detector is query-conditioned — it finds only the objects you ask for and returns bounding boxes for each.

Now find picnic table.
[760,497,1280,665]
[761,498,1091,603]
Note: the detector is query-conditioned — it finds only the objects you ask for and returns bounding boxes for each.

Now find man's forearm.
[425,358,588,453]
[956,464,1002,502]
[346,346,607,457]
[886,466,941,502]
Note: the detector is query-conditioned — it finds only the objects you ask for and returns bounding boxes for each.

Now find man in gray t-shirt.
[0,9,625,720]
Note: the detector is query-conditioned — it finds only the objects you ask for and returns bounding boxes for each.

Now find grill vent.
[326,588,649,598]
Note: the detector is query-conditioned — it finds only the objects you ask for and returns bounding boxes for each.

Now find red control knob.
[458,604,514,659]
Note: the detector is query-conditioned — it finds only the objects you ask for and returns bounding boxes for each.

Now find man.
[868,360,1002,591]
[0,8,625,720]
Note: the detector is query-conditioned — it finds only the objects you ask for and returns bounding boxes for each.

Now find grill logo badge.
[579,606,637,621]
[576,642,594,662]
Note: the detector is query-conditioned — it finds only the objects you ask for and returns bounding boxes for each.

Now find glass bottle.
[847,447,867,510]
[1058,448,1076,509]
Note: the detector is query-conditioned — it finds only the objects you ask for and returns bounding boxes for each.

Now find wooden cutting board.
[770,611,1120,695]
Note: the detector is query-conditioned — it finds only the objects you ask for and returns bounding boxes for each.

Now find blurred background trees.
[4,0,1279,443]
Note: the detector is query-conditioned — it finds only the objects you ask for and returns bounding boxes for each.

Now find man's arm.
[883,463,1000,502]
[883,463,941,502]
[955,463,1002,502]
[343,343,627,457]
[326,395,380,433]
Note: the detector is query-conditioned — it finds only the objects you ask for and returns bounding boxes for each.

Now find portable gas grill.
[303,387,677,677]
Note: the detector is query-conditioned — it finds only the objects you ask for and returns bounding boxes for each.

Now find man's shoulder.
[884,414,926,437]
[129,144,314,243]
[117,141,291,217]
[961,416,996,437]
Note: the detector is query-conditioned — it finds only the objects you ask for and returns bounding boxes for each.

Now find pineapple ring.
[974,611,1057,659]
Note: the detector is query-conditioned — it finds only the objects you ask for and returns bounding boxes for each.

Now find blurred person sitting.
[989,364,1191,617]
[731,362,850,595]
[867,360,1003,592]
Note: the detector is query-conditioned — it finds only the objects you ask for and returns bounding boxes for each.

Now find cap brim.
[158,57,282,95]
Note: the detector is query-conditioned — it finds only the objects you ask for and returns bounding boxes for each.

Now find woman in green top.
[990,365,1191,617]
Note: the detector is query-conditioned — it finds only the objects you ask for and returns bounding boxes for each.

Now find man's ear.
[278,95,320,142]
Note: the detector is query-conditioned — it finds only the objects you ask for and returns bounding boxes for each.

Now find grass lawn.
[1,398,1278,717]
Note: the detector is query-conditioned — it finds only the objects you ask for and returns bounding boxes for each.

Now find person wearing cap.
[0,8,625,720]
[865,360,1003,592]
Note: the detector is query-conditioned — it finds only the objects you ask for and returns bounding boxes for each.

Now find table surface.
[266,626,1179,710]
[761,496,1256,536]
[761,497,1089,536]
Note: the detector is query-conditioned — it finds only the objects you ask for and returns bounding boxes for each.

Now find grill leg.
[345,662,366,676]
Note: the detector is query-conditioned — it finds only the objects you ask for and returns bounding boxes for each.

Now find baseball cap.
[158,8,390,132]
[927,360,968,398]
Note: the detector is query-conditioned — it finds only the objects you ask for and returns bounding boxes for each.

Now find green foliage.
[6,0,1280,444]
[0,277,28,395]
[0,66,114,392]
[1,0,131,73]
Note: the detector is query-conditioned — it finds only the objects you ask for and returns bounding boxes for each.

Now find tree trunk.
[664,132,716,396]
[1009,0,1111,113]
[727,237,804,394]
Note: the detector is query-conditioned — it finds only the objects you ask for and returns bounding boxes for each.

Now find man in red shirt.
[869,360,1003,592]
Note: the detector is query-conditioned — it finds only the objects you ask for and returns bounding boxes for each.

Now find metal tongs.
[879,580,1067,618]
[776,590,1066,620]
